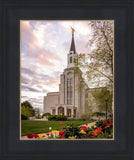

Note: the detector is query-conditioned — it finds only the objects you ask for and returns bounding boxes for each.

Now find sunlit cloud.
[21,20,92,111]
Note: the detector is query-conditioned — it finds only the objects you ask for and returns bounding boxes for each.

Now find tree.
[21,101,35,116]
[75,21,114,89]
[35,108,41,119]
[92,87,113,114]
[21,101,33,108]
[21,105,33,119]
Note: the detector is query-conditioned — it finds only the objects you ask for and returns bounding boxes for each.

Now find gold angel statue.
[71,26,75,35]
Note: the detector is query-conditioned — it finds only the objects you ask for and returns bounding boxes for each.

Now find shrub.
[92,112,105,117]
[42,112,51,118]
[63,124,81,138]
[21,114,28,120]
[81,114,92,120]
[67,118,94,121]
[35,115,41,119]
[48,115,67,121]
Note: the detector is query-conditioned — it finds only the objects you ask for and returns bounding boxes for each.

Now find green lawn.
[21,120,93,136]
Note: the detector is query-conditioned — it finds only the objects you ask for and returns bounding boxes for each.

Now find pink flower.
[60,123,63,125]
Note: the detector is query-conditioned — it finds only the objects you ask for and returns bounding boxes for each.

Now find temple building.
[43,28,96,118]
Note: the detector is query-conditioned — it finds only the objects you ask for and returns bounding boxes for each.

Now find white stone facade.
[43,67,89,118]
[43,31,95,118]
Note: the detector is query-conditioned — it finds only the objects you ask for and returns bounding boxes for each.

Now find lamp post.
[105,99,108,119]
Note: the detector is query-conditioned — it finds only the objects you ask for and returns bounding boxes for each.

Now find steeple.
[67,27,78,68]
[70,27,76,54]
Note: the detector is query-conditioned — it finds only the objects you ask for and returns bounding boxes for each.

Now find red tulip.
[59,131,65,136]
[110,120,113,125]
[34,134,39,138]
[97,128,102,131]
[102,121,107,125]
[27,134,34,138]
[92,132,97,136]
[60,123,63,125]
[61,136,64,139]
[45,132,50,136]
[82,126,87,131]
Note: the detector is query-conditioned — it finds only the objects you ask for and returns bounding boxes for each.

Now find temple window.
[70,57,72,63]
[67,72,72,76]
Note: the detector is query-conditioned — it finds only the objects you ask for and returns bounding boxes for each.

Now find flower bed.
[27,119,113,139]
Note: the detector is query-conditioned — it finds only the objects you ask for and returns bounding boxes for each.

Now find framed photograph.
[20,20,114,140]
[0,0,133,159]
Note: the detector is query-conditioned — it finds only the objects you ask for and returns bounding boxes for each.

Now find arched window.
[67,72,72,76]
[67,109,71,117]
[58,106,64,115]
[70,57,72,63]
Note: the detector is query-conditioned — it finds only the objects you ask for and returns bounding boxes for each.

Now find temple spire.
[70,27,76,54]
[67,27,77,68]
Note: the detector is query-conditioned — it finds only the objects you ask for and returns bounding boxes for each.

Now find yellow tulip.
[94,125,97,128]
[39,134,43,138]
[80,130,86,134]
[105,126,110,129]
[52,130,59,134]
[38,134,45,139]
[68,135,77,139]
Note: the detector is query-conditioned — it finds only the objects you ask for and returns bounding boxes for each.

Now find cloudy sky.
[20,20,93,112]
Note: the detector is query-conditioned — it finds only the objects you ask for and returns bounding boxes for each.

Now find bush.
[63,124,81,138]
[35,115,41,119]
[21,114,28,120]
[81,113,92,119]
[92,112,105,117]
[67,118,92,121]
[48,115,67,121]
[42,112,51,118]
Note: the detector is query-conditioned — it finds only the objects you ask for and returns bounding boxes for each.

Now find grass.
[21,120,94,136]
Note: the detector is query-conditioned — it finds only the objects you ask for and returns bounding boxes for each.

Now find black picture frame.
[0,0,134,160]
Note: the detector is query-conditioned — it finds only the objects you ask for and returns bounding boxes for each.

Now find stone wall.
[43,92,59,114]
